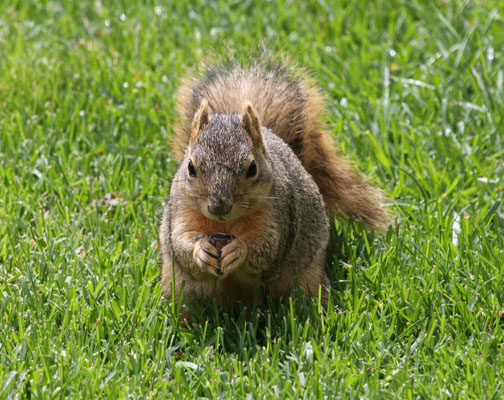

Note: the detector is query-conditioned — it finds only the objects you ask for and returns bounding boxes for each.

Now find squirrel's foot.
[220,239,247,278]
[193,237,222,277]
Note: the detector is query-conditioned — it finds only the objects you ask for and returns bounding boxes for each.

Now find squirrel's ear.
[242,101,263,149]
[190,99,210,147]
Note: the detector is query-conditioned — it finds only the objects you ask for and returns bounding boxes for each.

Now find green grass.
[1,0,503,398]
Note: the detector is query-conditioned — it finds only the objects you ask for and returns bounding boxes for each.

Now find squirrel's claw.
[193,237,222,277]
[220,239,247,277]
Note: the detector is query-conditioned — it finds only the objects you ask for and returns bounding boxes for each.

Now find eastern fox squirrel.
[159,59,388,317]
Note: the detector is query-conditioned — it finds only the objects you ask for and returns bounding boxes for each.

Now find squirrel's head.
[181,99,273,222]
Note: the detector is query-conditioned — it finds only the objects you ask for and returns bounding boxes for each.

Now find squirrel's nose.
[208,196,232,216]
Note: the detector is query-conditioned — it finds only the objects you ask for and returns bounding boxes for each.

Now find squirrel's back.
[172,59,388,228]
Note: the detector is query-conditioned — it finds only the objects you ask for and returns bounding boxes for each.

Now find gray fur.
[160,112,331,308]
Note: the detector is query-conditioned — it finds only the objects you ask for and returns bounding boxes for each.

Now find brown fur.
[172,60,389,228]
[160,58,389,320]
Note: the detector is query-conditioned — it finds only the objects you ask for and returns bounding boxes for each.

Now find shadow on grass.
[162,217,381,357]
[169,289,329,356]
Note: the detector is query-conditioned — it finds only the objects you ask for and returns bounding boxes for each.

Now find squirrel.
[159,59,388,318]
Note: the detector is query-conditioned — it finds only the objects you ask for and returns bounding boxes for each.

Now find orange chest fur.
[182,207,270,240]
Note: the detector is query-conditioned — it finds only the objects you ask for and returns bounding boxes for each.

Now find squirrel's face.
[181,101,273,222]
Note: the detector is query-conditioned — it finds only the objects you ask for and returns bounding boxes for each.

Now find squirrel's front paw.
[220,240,247,277]
[193,237,221,277]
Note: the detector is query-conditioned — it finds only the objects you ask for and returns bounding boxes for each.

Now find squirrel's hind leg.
[294,251,331,307]
[160,260,193,321]
[268,248,331,307]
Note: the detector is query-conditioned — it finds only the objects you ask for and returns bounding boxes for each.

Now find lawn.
[1,0,503,398]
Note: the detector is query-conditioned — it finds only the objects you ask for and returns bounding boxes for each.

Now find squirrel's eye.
[188,160,197,177]
[246,160,257,178]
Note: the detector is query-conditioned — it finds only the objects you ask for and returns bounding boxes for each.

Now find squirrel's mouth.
[202,196,237,221]
[201,204,239,222]
[204,210,236,222]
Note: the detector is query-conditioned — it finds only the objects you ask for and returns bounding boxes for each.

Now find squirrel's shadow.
[327,214,384,291]
[178,288,333,356]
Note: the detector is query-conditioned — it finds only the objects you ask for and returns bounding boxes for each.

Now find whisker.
[149,196,171,200]
[169,203,199,211]
[168,196,199,199]
[235,194,280,200]
[234,205,273,213]
[149,195,199,199]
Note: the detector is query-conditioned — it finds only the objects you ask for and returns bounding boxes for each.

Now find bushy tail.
[173,58,389,228]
